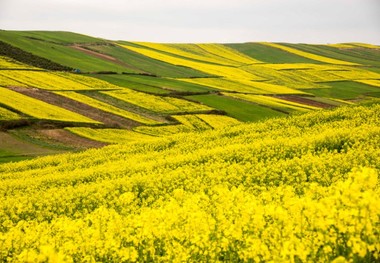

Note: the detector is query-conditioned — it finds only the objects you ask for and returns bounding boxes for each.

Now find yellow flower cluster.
[0,106,21,121]
[0,87,97,123]
[103,89,212,114]
[0,103,379,262]
[0,70,120,91]
[55,91,160,125]
[0,56,36,69]
[260,43,358,65]
[356,79,380,88]
[132,42,260,66]
[66,127,156,144]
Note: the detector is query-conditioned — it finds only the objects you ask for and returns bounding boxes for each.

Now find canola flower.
[103,89,213,114]
[0,106,21,121]
[0,87,98,123]
[0,103,379,262]
[260,43,359,65]
[55,91,160,125]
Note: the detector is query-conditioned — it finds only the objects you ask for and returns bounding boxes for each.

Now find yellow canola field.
[0,73,26,87]
[180,77,305,94]
[67,127,155,144]
[196,114,240,129]
[261,43,359,65]
[328,69,380,80]
[355,79,380,88]
[132,42,261,66]
[0,106,21,120]
[55,91,159,125]
[103,89,213,114]
[0,87,98,123]
[0,56,36,69]
[119,44,264,81]
[0,104,379,262]
[0,71,91,90]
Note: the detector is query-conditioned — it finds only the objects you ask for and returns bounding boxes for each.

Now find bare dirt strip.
[7,86,141,128]
[275,95,334,109]
[37,129,107,149]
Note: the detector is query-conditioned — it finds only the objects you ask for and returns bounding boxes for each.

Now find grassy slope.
[282,43,380,66]
[187,94,285,121]
[307,81,380,99]
[225,43,321,63]
[0,103,379,261]
[0,31,134,73]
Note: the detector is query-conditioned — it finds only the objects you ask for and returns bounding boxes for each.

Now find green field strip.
[225,43,322,64]
[126,42,255,67]
[119,43,264,80]
[90,74,171,94]
[181,77,305,94]
[88,44,211,78]
[282,43,380,67]
[187,94,285,122]
[0,31,136,73]
[223,93,318,113]
[262,43,358,65]
[306,81,380,100]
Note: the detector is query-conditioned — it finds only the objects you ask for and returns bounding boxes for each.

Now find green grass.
[187,94,285,122]
[307,81,380,100]
[225,43,321,64]
[0,31,136,73]
[282,43,380,67]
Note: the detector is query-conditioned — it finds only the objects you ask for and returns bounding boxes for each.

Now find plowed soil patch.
[38,129,107,149]
[8,86,141,128]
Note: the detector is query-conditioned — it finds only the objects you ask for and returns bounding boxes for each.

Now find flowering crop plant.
[0,103,379,262]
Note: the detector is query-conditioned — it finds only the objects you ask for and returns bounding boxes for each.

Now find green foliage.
[187,94,285,121]
[307,81,380,99]
[225,43,321,63]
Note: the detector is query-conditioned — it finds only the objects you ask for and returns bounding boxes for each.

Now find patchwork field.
[0,30,380,262]
[1,30,380,162]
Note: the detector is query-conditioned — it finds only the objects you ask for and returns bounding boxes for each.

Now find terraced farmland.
[0,30,380,262]
[0,30,379,162]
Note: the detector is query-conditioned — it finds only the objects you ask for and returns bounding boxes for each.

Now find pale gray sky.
[1,0,379,44]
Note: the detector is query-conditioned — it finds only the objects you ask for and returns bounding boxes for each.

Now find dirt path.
[8,86,142,128]
[276,95,334,108]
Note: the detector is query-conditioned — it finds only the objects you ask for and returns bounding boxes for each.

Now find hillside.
[0,30,380,163]
[0,103,379,261]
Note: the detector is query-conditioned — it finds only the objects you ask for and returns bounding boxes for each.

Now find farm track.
[7,86,142,128]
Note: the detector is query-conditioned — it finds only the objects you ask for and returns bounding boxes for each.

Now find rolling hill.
[0,30,379,261]
[0,30,380,163]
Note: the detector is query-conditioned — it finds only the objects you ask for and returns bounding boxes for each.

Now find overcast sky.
[1,0,379,44]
